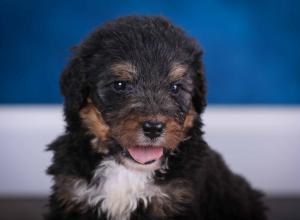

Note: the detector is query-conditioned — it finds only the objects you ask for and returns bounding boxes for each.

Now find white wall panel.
[0,105,299,196]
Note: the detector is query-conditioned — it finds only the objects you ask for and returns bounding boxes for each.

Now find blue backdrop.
[0,0,299,104]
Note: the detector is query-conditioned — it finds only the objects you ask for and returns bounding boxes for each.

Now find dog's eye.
[112,81,132,93]
[169,83,180,94]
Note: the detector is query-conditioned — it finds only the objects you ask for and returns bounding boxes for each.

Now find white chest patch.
[70,159,166,220]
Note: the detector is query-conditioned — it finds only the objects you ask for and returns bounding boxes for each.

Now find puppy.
[46,16,267,220]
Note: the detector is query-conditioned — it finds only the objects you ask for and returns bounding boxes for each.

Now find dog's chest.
[72,159,164,220]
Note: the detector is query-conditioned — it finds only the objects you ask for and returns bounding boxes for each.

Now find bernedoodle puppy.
[46,16,267,220]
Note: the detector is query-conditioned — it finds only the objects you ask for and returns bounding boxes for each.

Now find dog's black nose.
[142,121,165,139]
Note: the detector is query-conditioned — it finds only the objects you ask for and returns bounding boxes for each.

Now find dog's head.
[61,16,206,169]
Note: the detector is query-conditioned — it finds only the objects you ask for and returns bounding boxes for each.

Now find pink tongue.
[127,146,163,164]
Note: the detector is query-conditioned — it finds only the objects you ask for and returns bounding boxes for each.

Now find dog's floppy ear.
[192,52,207,114]
[60,56,89,131]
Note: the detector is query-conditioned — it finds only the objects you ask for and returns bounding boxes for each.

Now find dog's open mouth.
[127,146,164,164]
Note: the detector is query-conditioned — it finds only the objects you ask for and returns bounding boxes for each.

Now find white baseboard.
[0,105,299,196]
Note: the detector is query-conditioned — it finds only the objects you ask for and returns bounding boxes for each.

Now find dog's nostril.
[142,121,165,139]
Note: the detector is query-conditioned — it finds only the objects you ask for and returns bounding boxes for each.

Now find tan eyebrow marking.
[110,62,137,80]
[169,63,188,81]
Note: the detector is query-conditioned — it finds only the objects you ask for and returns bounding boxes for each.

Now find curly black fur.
[46,16,267,220]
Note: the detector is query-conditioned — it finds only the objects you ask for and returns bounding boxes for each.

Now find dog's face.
[61,17,206,169]
[89,61,196,167]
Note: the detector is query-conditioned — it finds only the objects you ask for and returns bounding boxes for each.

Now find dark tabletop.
[0,196,299,220]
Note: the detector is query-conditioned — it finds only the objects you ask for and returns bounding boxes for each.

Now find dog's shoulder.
[47,133,101,179]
